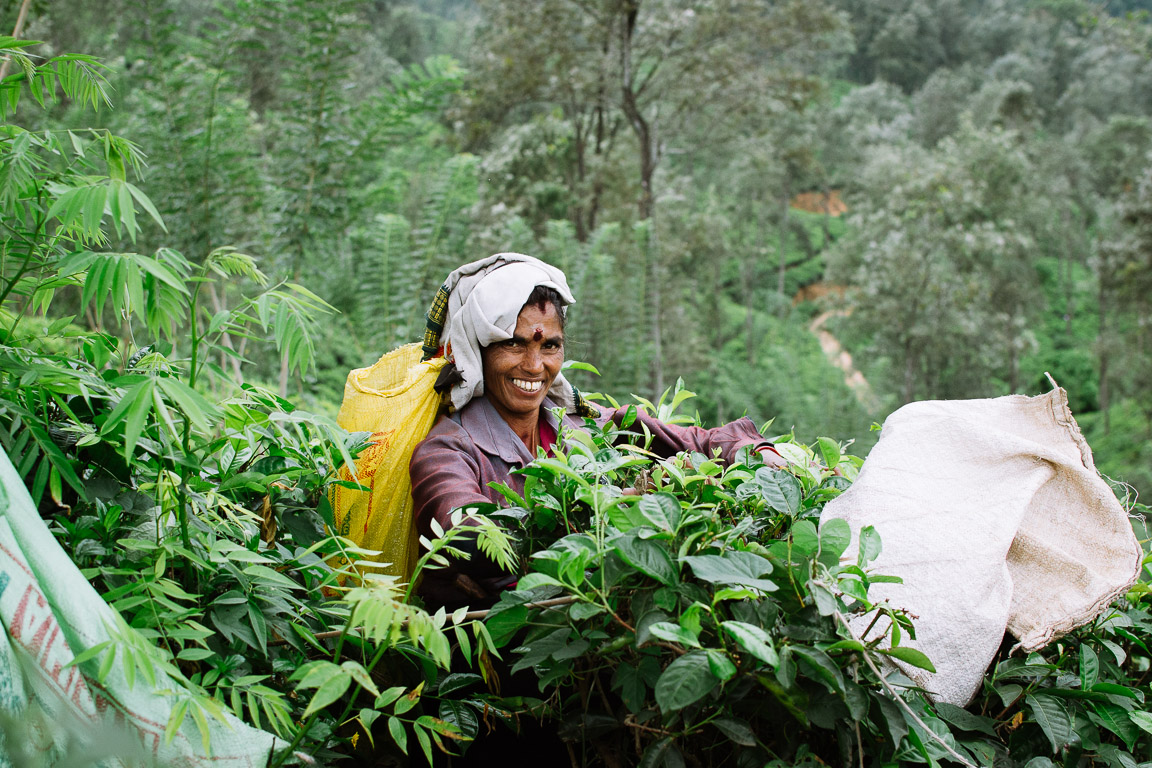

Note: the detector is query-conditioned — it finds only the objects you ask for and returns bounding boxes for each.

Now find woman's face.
[482,301,564,423]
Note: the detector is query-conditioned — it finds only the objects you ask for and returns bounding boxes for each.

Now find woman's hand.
[756,445,788,469]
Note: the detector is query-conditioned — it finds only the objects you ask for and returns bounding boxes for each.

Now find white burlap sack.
[822,386,1142,706]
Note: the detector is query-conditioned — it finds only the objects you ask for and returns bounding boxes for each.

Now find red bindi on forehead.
[533,327,543,341]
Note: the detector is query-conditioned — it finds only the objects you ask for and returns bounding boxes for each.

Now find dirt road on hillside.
[808,308,881,415]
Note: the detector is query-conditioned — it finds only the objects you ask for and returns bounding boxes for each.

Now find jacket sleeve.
[410,427,491,540]
[408,423,509,585]
[599,407,776,466]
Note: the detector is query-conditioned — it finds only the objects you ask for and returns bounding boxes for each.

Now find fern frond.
[474,518,518,574]
[353,213,412,349]
[205,246,268,286]
[256,284,337,377]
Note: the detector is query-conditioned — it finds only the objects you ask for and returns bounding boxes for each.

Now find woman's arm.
[600,407,785,467]
[409,422,514,604]
[409,427,492,540]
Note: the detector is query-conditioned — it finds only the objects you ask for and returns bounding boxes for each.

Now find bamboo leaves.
[101,376,153,459]
[98,374,220,460]
[0,39,111,117]
[56,250,188,334]
[255,284,337,380]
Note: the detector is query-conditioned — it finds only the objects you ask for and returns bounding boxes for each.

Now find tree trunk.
[208,284,244,382]
[618,0,662,394]
[744,204,764,366]
[1009,336,1020,393]
[618,0,653,221]
[777,174,791,306]
[582,23,615,241]
[821,181,834,247]
[1098,277,1110,434]
[279,354,291,399]
[571,109,589,243]
[903,338,916,405]
[647,221,664,396]
[1062,207,1075,338]
[0,0,33,81]
[744,254,756,366]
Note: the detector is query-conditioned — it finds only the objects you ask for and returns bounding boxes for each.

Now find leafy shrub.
[443,398,934,767]
[423,386,1152,768]
[0,38,478,763]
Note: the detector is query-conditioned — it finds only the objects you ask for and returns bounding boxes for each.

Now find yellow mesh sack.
[329,343,447,581]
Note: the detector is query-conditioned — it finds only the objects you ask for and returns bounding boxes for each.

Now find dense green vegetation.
[6,0,1150,488]
[3,0,1152,765]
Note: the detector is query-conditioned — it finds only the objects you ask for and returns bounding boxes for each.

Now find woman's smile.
[481,302,564,425]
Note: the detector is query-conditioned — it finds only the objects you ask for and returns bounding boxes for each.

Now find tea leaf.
[721,621,779,668]
[648,621,701,648]
[818,518,851,569]
[638,492,681,532]
[880,646,936,672]
[683,551,777,592]
[1027,693,1073,753]
[712,717,756,746]
[858,525,882,568]
[749,467,802,516]
[611,531,678,585]
[654,651,718,712]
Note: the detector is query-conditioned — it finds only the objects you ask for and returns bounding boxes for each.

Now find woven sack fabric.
[821,386,1142,706]
[330,343,447,581]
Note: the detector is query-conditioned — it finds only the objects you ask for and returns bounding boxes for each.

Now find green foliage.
[6,2,1152,764]
[829,123,1048,403]
[13,0,1152,477]
[430,391,1152,767]
[472,396,888,764]
[0,40,492,765]
[0,37,111,117]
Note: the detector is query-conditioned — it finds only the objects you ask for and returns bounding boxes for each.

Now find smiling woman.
[408,254,784,608]
[479,286,566,453]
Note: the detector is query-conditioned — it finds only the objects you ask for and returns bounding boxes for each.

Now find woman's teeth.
[513,379,542,393]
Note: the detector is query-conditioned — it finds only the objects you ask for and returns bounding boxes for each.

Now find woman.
[409,253,784,607]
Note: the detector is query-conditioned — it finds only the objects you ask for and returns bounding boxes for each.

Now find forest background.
[6,0,1152,493]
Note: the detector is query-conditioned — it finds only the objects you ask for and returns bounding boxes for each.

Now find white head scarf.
[441,253,576,412]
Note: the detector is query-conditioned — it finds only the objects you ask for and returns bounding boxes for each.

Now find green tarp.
[0,447,282,767]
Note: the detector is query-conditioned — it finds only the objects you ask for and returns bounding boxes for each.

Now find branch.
[296,595,581,644]
[0,0,33,81]
[828,604,979,768]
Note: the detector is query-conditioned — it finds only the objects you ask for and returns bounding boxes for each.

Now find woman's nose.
[523,348,544,372]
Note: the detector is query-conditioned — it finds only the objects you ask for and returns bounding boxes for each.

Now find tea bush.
[449,398,1152,767]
